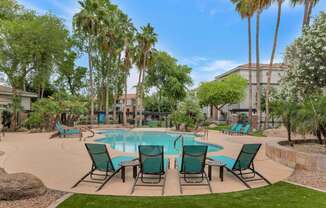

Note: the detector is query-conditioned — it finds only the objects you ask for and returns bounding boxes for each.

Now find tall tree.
[134,24,157,126]
[0,9,68,129]
[231,0,254,128]
[73,0,101,124]
[265,0,284,128]
[254,0,271,130]
[291,0,320,30]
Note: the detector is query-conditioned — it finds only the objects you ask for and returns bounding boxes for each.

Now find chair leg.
[229,170,251,188]
[130,171,141,194]
[71,170,93,188]
[252,169,272,185]
[204,172,213,193]
[161,175,167,195]
[96,170,119,192]
[178,172,183,194]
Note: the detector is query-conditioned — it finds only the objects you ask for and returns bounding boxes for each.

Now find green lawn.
[58,182,326,208]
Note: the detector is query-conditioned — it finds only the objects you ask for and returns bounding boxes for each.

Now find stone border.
[266,140,326,172]
[47,193,74,208]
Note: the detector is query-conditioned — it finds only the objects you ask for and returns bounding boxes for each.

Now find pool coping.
[92,128,224,156]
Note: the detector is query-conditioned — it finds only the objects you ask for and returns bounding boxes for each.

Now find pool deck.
[0,128,293,196]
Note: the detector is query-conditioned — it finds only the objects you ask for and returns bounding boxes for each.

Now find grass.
[251,130,266,137]
[207,124,229,131]
[58,182,326,208]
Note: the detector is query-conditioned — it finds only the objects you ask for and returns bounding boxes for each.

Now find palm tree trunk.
[302,0,309,30]
[123,71,128,126]
[306,0,314,27]
[248,16,253,129]
[88,38,94,125]
[266,0,282,129]
[113,95,117,122]
[256,10,261,130]
[139,68,146,126]
[136,68,143,126]
[105,83,109,124]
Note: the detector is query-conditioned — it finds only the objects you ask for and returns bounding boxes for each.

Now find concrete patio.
[0,129,293,196]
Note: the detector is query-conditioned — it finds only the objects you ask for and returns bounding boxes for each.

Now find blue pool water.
[96,129,223,155]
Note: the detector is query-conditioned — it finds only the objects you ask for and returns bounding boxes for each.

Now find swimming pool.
[96,129,223,155]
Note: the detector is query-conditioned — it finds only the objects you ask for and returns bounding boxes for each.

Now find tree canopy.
[197,74,247,110]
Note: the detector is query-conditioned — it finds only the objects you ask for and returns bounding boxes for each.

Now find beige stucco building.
[206,64,288,122]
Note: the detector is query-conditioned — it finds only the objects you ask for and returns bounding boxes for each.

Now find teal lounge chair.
[131,145,169,195]
[230,123,243,135]
[208,144,271,188]
[241,123,251,135]
[55,121,81,138]
[72,143,136,191]
[176,145,212,193]
[222,123,238,134]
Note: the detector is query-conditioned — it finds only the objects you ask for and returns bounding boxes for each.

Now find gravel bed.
[288,169,326,191]
[0,189,67,208]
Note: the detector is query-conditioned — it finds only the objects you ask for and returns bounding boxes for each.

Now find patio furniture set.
[72,143,271,195]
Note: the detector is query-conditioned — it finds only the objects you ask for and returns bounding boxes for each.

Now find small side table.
[120,159,139,183]
[206,159,225,181]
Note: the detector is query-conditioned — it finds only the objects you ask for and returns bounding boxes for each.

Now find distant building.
[0,85,38,111]
[207,64,288,122]
[0,85,38,129]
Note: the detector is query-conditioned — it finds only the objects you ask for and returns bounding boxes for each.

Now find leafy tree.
[55,46,87,95]
[0,9,68,128]
[197,74,247,111]
[283,12,326,98]
[170,94,204,131]
[145,51,192,115]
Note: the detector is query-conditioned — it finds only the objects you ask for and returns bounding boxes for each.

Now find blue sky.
[16,0,326,92]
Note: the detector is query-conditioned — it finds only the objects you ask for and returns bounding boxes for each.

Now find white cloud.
[200,60,239,72]
[189,59,241,88]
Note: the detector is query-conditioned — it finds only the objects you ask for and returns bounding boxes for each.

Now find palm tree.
[231,0,255,129]
[265,0,283,129]
[291,0,320,30]
[253,0,271,130]
[134,24,157,126]
[73,0,100,125]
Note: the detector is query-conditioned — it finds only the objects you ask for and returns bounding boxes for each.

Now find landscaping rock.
[0,171,47,200]
[208,124,217,128]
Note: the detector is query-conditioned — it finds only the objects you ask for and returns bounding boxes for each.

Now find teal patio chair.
[241,123,251,135]
[131,145,169,195]
[55,121,81,138]
[230,123,243,135]
[72,143,136,191]
[208,144,271,188]
[222,123,238,134]
[175,145,212,193]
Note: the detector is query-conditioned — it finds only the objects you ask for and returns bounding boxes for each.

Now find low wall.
[266,140,326,172]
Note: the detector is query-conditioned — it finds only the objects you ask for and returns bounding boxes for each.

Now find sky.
[15,0,326,92]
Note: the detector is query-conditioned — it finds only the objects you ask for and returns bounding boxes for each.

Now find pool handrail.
[173,134,184,149]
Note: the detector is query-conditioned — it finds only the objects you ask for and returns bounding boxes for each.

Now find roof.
[0,85,38,98]
[215,63,288,80]
[119,94,136,100]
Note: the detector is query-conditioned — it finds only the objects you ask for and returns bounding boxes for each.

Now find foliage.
[58,182,326,208]
[145,51,192,113]
[197,74,247,110]
[170,94,204,131]
[144,93,174,113]
[283,12,326,99]
[55,40,87,95]
[207,124,230,131]
[25,92,88,129]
